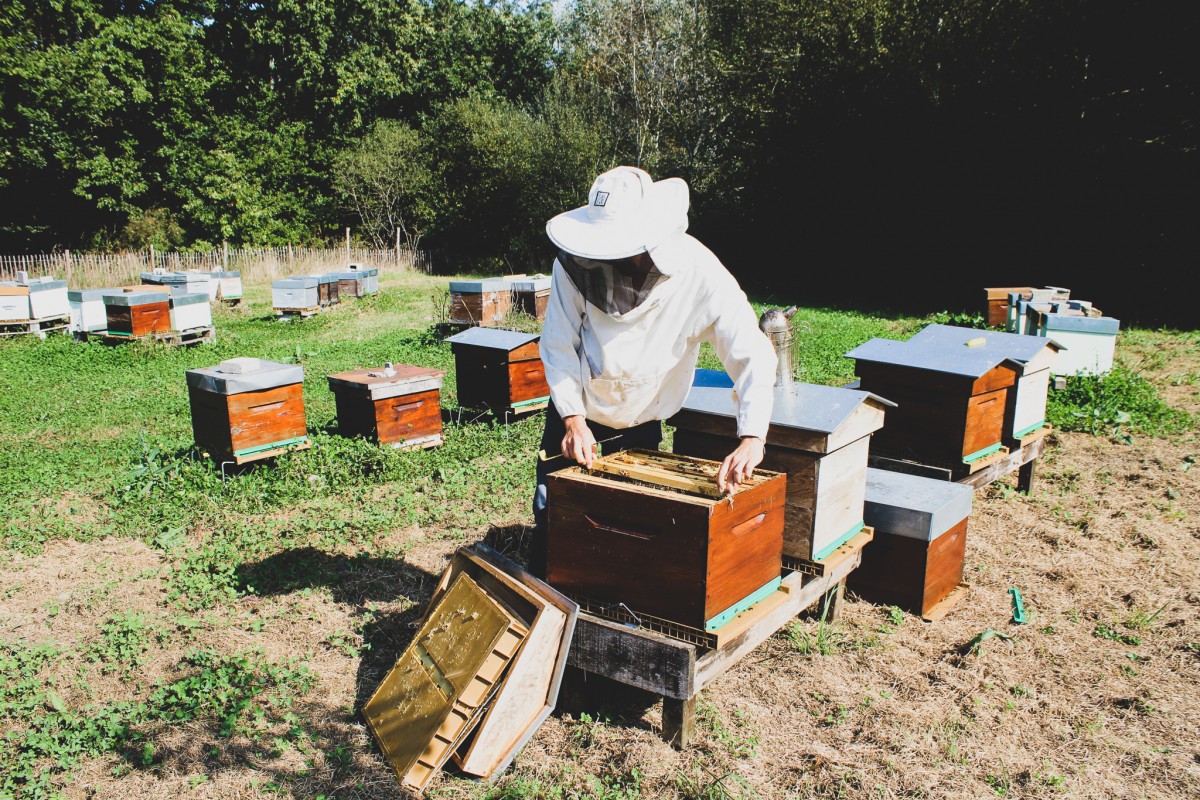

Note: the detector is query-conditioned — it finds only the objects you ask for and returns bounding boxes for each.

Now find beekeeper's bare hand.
[562,415,597,469]
[718,436,765,494]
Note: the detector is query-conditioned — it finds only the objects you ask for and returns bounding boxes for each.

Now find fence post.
[222,240,229,271]
[345,228,351,264]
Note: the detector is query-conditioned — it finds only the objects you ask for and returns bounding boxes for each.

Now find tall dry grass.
[0,246,431,288]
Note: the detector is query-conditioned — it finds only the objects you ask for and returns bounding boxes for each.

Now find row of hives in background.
[985,284,1119,376]
[448,274,551,325]
[271,264,379,317]
[1,267,241,344]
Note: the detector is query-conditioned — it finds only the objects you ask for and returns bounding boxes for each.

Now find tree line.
[2,1,1195,324]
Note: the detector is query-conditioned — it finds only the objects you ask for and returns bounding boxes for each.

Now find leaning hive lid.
[186,359,304,395]
[863,467,973,541]
[445,327,539,351]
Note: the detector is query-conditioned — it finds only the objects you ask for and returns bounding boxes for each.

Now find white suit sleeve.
[540,259,588,419]
[704,269,777,439]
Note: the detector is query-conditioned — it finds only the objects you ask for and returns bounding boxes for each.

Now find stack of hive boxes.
[986,285,1118,376]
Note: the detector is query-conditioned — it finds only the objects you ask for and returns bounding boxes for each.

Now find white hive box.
[272,277,319,310]
[1034,313,1119,376]
[211,270,243,300]
[25,278,70,319]
[159,271,213,298]
[68,288,119,332]
[169,292,213,331]
[0,283,31,321]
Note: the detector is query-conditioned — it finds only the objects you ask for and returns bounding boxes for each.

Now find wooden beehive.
[984,286,1035,328]
[24,278,70,319]
[336,270,366,299]
[362,572,528,792]
[272,277,319,310]
[846,336,1020,467]
[104,290,171,336]
[327,364,446,449]
[0,283,31,321]
[671,380,894,563]
[168,292,213,332]
[448,278,512,326]
[547,449,786,633]
[847,468,973,618]
[211,270,243,301]
[908,324,1062,445]
[1033,311,1119,377]
[69,288,117,332]
[186,358,308,463]
[510,274,551,320]
[319,273,341,305]
[445,327,550,414]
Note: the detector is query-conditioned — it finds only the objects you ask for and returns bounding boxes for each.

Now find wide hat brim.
[546,178,689,260]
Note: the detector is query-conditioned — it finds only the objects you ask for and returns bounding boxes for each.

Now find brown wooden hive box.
[846,468,974,618]
[448,278,513,326]
[672,380,894,563]
[547,449,786,634]
[510,275,551,321]
[103,290,172,336]
[445,327,550,413]
[327,364,445,449]
[185,358,308,463]
[846,337,1020,467]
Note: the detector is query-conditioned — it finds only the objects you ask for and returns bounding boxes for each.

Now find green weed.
[1047,366,1194,438]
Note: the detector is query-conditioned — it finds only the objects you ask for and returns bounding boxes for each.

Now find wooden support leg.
[662,695,696,750]
[1018,457,1037,495]
[822,579,847,622]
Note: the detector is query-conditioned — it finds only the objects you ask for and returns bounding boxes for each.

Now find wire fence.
[0,246,433,288]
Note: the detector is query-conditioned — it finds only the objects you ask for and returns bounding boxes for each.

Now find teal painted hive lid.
[105,291,169,306]
[186,359,304,395]
[864,467,973,541]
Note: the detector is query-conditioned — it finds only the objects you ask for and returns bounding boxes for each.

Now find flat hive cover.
[680,381,894,435]
[186,359,304,395]
[846,336,1024,379]
[908,324,1065,363]
[863,467,973,541]
[273,277,318,289]
[327,365,445,397]
[449,278,510,292]
[445,327,539,351]
[104,291,169,306]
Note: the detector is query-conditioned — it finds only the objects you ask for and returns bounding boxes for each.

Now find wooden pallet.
[83,326,215,347]
[566,544,863,748]
[869,436,1046,494]
[228,439,311,466]
[869,444,1011,481]
[275,306,321,318]
[0,314,70,339]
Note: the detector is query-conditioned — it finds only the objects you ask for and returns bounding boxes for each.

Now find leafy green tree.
[334,120,434,250]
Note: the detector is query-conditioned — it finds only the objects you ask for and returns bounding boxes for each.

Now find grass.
[0,271,1195,799]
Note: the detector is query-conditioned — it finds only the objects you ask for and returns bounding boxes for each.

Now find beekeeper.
[529,165,778,577]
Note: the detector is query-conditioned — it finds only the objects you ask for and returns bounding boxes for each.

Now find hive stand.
[565,535,867,748]
[869,430,1048,495]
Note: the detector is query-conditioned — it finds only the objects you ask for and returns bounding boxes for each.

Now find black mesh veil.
[557,250,666,316]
